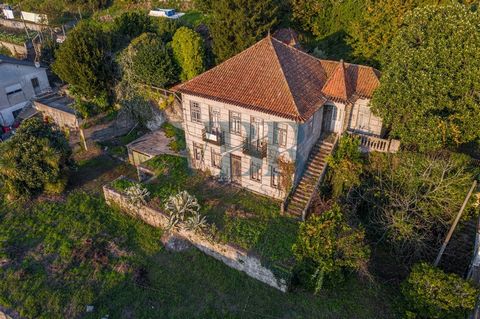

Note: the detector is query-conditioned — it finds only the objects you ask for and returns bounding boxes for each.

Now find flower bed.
[109,154,298,283]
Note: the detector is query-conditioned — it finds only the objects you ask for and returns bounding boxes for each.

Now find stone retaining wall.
[103,185,288,292]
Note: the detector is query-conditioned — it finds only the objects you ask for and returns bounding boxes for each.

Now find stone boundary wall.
[103,185,288,292]
[0,40,28,58]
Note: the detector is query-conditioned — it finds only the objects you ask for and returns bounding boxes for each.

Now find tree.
[52,21,114,102]
[290,0,365,39]
[113,11,153,40]
[0,118,71,198]
[402,263,478,318]
[209,0,279,63]
[172,27,206,81]
[362,151,475,263]
[293,205,370,293]
[371,4,480,150]
[120,32,178,88]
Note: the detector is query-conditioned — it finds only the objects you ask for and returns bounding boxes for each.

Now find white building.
[0,55,50,126]
[174,35,398,216]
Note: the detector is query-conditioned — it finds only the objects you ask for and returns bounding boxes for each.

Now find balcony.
[202,127,225,146]
[243,138,267,159]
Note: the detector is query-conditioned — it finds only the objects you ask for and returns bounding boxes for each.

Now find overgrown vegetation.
[161,122,186,152]
[0,28,29,45]
[0,118,71,198]
[401,263,478,318]
[371,4,480,150]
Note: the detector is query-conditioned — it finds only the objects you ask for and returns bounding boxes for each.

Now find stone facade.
[103,184,289,292]
[181,93,384,200]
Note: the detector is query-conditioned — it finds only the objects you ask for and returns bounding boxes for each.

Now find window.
[193,142,203,161]
[271,166,281,189]
[250,161,262,182]
[190,101,201,123]
[230,111,241,135]
[31,77,39,88]
[209,106,221,132]
[5,83,22,96]
[273,123,287,147]
[211,149,221,168]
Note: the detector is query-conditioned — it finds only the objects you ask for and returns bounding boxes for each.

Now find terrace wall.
[0,40,28,58]
[103,184,289,292]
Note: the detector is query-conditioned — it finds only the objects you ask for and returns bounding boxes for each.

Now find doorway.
[322,105,336,133]
[230,155,242,184]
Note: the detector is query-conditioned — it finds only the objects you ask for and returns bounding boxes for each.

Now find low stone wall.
[103,185,288,292]
[0,40,29,58]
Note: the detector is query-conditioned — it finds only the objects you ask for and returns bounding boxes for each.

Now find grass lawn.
[0,191,398,319]
[0,136,400,318]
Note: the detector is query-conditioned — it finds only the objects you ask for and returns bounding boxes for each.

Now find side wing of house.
[0,63,50,125]
[348,99,384,136]
[181,93,299,200]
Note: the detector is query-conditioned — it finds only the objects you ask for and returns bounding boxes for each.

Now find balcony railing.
[347,131,400,153]
[243,138,267,158]
[202,127,225,146]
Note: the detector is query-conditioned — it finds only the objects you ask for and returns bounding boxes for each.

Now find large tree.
[209,0,279,63]
[52,21,114,101]
[361,151,475,263]
[0,118,71,198]
[119,32,178,89]
[371,4,480,150]
[172,27,206,81]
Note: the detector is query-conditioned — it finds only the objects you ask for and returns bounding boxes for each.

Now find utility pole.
[434,180,478,267]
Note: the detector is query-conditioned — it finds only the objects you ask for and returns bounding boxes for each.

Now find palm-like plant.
[125,183,150,209]
[164,191,202,231]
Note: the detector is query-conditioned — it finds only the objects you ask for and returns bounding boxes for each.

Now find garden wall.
[103,185,289,292]
[0,40,29,58]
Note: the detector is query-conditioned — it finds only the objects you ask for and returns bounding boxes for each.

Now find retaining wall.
[103,184,288,292]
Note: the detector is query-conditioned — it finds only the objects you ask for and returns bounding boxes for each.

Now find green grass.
[179,10,207,27]
[117,155,296,279]
[161,122,186,152]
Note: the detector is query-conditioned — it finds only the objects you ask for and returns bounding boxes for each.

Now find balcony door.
[230,154,242,184]
[250,117,263,147]
[209,106,221,133]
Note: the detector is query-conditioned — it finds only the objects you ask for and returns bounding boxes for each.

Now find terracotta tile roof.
[272,28,301,48]
[176,36,380,122]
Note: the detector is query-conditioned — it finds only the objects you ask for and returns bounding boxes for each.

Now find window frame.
[229,111,241,135]
[190,101,202,123]
[211,148,222,168]
[250,161,262,182]
[273,122,288,147]
[193,142,203,161]
[271,166,280,189]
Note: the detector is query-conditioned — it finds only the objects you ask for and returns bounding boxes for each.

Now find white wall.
[0,63,50,125]
[181,93,299,200]
[349,98,383,136]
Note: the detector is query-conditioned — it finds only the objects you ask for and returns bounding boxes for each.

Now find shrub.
[402,263,478,318]
[172,26,206,81]
[293,204,370,293]
[0,118,71,198]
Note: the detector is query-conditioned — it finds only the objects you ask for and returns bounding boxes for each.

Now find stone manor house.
[174,34,399,218]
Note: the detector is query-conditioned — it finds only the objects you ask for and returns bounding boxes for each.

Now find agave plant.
[164,191,201,231]
[125,183,150,209]
[183,212,207,232]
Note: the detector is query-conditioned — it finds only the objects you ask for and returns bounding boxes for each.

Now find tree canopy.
[172,27,206,81]
[209,0,279,63]
[293,205,370,293]
[361,151,475,263]
[0,118,71,198]
[402,263,478,318]
[119,32,178,89]
[52,21,114,101]
[371,4,480,150]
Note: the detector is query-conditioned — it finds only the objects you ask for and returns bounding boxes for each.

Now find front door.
[230,155,242,184]
[322,105,335,133]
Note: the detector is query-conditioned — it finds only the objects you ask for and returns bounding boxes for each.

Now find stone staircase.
[284,137,336,218]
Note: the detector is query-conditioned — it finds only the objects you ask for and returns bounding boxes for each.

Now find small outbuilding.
[127,129,180,166]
